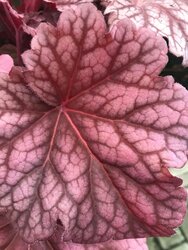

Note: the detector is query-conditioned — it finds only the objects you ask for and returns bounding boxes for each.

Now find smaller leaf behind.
[104,0,188,66]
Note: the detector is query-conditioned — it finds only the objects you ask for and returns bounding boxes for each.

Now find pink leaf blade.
[105,0,188,66]
[0,2,188,245]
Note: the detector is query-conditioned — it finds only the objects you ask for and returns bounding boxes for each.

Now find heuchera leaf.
[104,0,188,66]
[44,0,93,11]
[0,213,148,250]
[0,2,188,245]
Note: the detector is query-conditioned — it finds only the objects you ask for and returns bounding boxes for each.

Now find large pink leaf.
[104,0,188,66]
[44,0,93,11]
[0,2,187,244]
